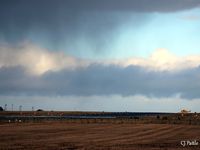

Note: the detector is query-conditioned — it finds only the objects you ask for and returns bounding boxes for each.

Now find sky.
[0,0,200,112]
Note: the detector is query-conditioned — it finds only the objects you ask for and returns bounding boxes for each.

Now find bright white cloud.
[0,42,89,75]
[1,43,200,75]
[110,48,200,71]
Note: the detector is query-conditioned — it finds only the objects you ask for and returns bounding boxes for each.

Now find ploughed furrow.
[155,125,196,141]
[106,125,183,145]
[133,125,185,144]
[1,123,200,150]
[91,124,171,144]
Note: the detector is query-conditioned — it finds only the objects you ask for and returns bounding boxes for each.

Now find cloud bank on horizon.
[1,42,200,100]
[1,0,200,111]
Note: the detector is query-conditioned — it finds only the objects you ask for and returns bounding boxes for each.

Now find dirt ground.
[0,122,200,150]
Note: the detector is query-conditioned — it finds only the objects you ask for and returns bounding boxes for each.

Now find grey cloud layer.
[0,64,200,99]
[1,0,199,13]
[0,0,200,47]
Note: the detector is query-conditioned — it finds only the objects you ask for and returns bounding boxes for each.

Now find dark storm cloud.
[0,0,200,45]
[0,64,200,99]
[1,0,199,13]
[0,66,44,95]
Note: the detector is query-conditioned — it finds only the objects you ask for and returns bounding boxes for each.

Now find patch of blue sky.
[28,8,200,59]
[111,9,200,58]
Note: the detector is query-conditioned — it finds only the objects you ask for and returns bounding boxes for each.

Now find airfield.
[0,111,200,149]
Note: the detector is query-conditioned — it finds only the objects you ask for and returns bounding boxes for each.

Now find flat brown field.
[0,122,200,150]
